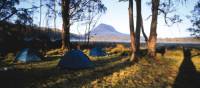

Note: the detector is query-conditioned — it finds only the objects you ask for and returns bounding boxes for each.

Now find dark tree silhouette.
[60,0,106,51]
[141,15,148,42]
[61,0,71,50]
[0,0,37,24]
[173,48,200,88]
[188,0,200,38]
[135,0,142,59]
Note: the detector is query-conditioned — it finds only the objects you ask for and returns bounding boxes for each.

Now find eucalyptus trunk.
[148,0,160,58]
[128,0,136,62]
[135,0,142,57]
[61,0,71,51]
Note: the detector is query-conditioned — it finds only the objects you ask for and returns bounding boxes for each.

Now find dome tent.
[15,48,41,62]
[89,47,106,56]
[58,50,94,69]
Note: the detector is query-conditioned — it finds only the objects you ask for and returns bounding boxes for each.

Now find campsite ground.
[0,43,200,88]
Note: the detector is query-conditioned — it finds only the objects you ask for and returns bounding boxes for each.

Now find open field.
[0,43,200,88]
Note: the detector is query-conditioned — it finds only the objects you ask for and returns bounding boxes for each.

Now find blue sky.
[19,0,198,38]
[71,0,198,38]
[98,0,198,38]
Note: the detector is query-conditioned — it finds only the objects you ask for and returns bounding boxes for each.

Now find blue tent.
[58,50,94,69]
[89,47,106,56]
[15,48,41,62]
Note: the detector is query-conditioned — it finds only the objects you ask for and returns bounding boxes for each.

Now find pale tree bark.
[54,0,57,40]
[148,0,160,58]
[61,0,71,51]
[135,0,142,57]
[128,0,137,62]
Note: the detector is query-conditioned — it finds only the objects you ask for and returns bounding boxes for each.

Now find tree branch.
[0,7,39,22]
[141,15,148,42]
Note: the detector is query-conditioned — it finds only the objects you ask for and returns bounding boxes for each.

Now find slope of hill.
[88,24,130,42]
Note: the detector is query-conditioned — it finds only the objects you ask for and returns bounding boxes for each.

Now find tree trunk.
[86,2,91,47]
[54,0,57,40]
[86,26,91,47]
[135,0,142,57]
[148,0,160,58]
[128,0,136,62]
[39,0,42,27]
[61,0,71,51]
[141,15,148,43]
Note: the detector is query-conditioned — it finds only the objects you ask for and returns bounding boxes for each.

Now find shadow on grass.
[41,55,62,62]
[0,55,132,88]
[173,48,200,88]
[0,56,63,88]
[49,58,132,88]
[92,55,128,66]
[0,67,63,88]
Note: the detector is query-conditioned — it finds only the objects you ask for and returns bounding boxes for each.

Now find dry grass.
[0,47,200,88]
[45,49,65,56]
[109,44,128,54]
[191,48,200,72]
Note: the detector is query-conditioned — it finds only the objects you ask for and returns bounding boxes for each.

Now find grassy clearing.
[0,47,200,88]
[191,49,200,72]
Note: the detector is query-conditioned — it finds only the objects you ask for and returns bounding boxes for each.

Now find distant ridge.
[90,23,120,34]
[88,23,131,42]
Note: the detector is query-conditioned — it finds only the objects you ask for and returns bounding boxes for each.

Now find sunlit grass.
[191,48,200,72]
[1,47,200,88]
[0,53,15,67]
[164,49,183,67]
[192,58,200,72]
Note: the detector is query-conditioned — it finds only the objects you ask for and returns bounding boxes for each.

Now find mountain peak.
[90,23,119,35]
[87,23,131,42]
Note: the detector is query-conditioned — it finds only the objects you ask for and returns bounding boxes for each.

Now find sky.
[95,0,197,38]
[19,0,198,38]
[72,0,198,38]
